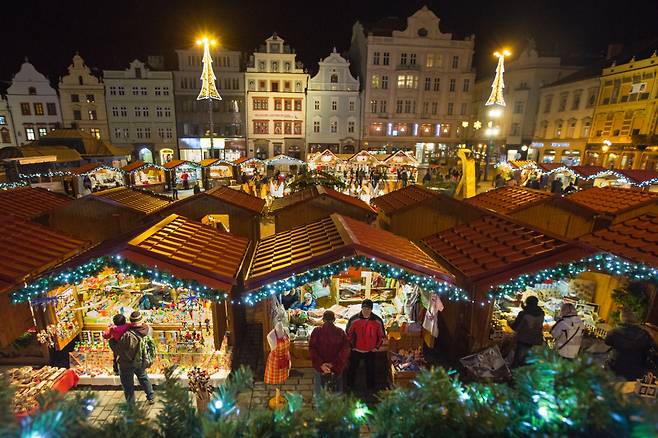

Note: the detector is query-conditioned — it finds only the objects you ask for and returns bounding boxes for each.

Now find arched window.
[28,87,36,95]
[330,74,338,83]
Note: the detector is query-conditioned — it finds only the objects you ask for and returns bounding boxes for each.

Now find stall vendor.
[292,292,316,311]
[281,289,300,310]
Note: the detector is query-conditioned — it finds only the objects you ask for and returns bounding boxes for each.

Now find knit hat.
[130,310,144,324]
[361,299,374,309]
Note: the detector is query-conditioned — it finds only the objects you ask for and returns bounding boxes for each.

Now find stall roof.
[205,186,266,214]
[465,186,555,214]
[244,214,453,291]
[67,162,105,175]
[569,165,608,178]
[263,154,306,166]
[537,162,569,172]
[347,150,380,163]
[269,185,375,215]
[233,157,262,166]
[371,185,439,214]
[199,158,233,167]
[565,187,658,215]
[508,160,538,170]
[421,214,596,292]
[163,159,197,170]
[0,186,73,220]
[92,187,172,215]
[579,214,658,268]
[122,160,146,172]
[383,150,418,165]
[124,214,251,292]
[0,215,88,291]
[617,169,658,185]
[308,149,343,164]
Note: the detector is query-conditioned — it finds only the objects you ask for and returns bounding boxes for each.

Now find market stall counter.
[10,214,251,386]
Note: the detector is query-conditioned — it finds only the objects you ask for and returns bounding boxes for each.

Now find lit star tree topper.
[485,49,510,107]
[196,37,222,102]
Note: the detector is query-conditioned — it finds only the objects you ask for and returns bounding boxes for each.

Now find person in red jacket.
[346,299,385,391]
[309,310,351,396]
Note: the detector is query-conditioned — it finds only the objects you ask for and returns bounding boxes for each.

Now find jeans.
[119,366,154,403]
[314,371,344,397]
[347,351,375,390]
[512,342,533,368]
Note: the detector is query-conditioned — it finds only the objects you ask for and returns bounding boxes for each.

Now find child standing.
[103,314,131,374]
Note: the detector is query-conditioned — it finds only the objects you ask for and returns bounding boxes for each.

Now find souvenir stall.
[568,165,625,189]
[380,151,418,192]
[122,161,167,193]
[536,162,575,192]
[347,150,382,174]
[65,163,125,197]
[10,214,251,385]
[200,158,234,190]
[233,157,265,178]
[9,366,79,417]
[615,169,658,192]
[264,154,306,179]
[307,149,347,175]
[242,214,465,386]
[164,160,202,191]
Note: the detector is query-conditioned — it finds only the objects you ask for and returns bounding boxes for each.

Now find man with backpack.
[116,311,156,404]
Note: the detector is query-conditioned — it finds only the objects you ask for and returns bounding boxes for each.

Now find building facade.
[0,97,17,147]
[104,60,177,164]
[472,42,580,162]
[173,47,246,161]
[532,72,599,165]
[306,48,360,154]
[59,54,110,141]
[5,60,62,145]
[244,34,309,159]
[589,53,658,170]
[350,6,475,162]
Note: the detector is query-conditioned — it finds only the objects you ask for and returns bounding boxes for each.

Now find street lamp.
[196,35,222,159]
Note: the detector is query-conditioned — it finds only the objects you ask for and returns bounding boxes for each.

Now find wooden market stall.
[564,186,658,228]
[616,169,658,192]
[307,149,346,175]
[10,214,250,385]
[466,186,604,239]
[569,165,624,188]
[122,160,166,193]
[163,160,202,191]
[263,154,306,178]
[347,150,382,173]
[242,213,458,384]
[0,215,88,365]
[233,157,266,178]
[200,158,235,190]
[0,186,73,224]
[536,162,575,193]
[64,163,126,197]
[380,151,419,190]
[45,186,172,243]
[269,185,376,233]
[152,186,266,241]
[372,185,487,242]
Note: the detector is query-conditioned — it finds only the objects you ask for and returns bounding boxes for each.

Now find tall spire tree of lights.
[196,36,222,158]
[485,50,509,107]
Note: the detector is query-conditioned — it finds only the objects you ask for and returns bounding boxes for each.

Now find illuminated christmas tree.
[196,36,222,158]
[485,50,510,107]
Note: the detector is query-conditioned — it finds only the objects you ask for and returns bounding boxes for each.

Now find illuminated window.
[90,128,101,139]
[452,56,459,69]
[38,128,47,137]
[371,75,380,88]
[34,103,44,115]
[88,110,97,120]
[26,128,35,140]
[426,54,434,68]
[86,94,95,103]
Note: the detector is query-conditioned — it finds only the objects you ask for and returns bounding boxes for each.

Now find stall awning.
[0,186,73,220]
[92,187,172,215]
[125,214,251,292]
[244,213,454,291]
[263,154,305,166]
[565,186,658,216]
[465,186,555,215]
[269,185,376,215]
[0,215,88,292]
[204,186,266,214]
[616,169,658,186]
[371,185,438,215]
[421,214,596,293]
[579,214,658,268]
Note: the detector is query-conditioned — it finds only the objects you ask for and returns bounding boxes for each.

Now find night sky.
[2,0,658,84]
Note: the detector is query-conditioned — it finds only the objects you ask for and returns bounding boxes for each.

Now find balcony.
[395,64,421,71]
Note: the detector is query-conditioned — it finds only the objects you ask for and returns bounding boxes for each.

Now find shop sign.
[530,142,544,148]
[550,142,570,148]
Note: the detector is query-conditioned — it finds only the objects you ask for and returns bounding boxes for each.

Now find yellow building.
[589,51,658,169]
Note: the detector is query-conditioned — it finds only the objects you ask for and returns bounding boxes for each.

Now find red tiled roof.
[125,214,250,292]
[465,186,554,214]
[92,187,171,215]
[232,157,249,165]
[578,214,658,268]
[67,162,103,175]
[617,169,658,185]
[269,185,375,215]
[569,165,607,178]
[122,160,146,172]
[205,186,265,214]
[371,185,438,214]
[421,215,595,292]
[0,186,73,219]
[537,162,567,172]
[565,187,658,215]
[0,215,87,289]
[245,214,453,290]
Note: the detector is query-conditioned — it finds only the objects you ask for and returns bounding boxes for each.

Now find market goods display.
[8,366,68,414]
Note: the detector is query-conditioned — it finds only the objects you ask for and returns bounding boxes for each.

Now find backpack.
[130,330,157,370]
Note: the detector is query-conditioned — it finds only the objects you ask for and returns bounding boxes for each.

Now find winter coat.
[511,307,545,345]
[115,324,152,369]
[346,312,385,352]
[605,324,656,380]
[550,314,584,358]
[309,323,351,375]
[103,323,131,342]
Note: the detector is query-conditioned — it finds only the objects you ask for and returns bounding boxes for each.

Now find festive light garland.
[582,169,629,182]
[10,255,226,305]
[637,177,658,188]
[0,181,29,190]
[240,255,469,305]
[125,162,168,173]
[488,253,658,301]
[19,164,127,179]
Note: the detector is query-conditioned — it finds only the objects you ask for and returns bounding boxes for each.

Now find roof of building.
[16,145,82,163]
[569,165,608,178]
[578,214,658,268]
[124,214,250,292]
[359,16,407,37]
[244,214,453,290]
[204,186,266,214]
[0,215,87,291]
[269,185,375,215]
[465,186,555,214]
[371,185,439,214]
[91,187,171,215]
[122,160,146,172]
[38,129,132,157]
[163,159,198,170]
[67,162,104,175]
[565,187,658,215]
[0,186,73,220]
[617,169,658,185]
[421,214,595,291]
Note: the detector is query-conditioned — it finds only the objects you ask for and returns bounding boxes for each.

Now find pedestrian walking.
[309,310,351,396]
[116,311,156,404]
[346,299,385,391]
